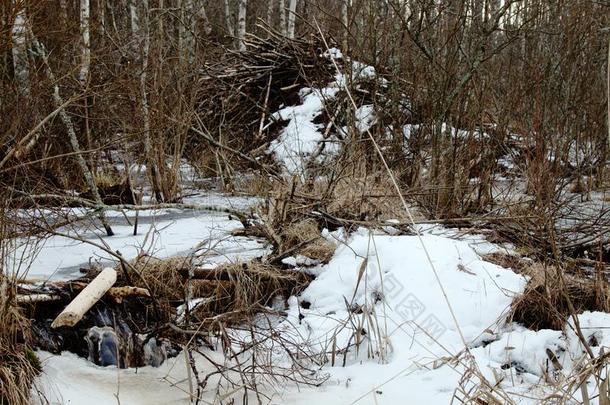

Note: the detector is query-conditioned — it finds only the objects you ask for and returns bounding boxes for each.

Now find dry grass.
[508,263,610,330]
[299,238,336,264]
[482,252,530,274]
[281,219,336,263]
[190,261,311,324]
[129,255,207,301]
[320,173,410,222]
[125,255,311,327]
[0,279,39,405]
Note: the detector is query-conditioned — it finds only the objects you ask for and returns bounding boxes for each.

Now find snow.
[34,352,189,405]
[30,221,610,404]
[7,193,265,281]
[23,48,610,404]
[268,229,526,400]
[268,54,383,175]
[268,86,340,174]
[354,104,376,133]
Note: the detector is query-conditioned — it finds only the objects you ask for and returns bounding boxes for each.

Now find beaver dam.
[3,5,610,404]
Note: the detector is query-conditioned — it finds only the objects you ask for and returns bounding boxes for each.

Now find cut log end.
[51,267,117,329]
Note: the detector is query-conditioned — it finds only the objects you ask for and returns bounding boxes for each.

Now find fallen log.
[51,267,117,328]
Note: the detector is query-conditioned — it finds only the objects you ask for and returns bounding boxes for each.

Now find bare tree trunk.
[97,0,106,35]
[179,0,195,64]
[472,0,483,30]
[59,0,68,23]
[195,0,212,36]
[279,0,286,36]
[224,0,234,36]
[286,0,297,39]
[267,0,273,27]
[607,36,610,149]
[30,33,114,236]
[237,0,247,51]
[485,0,500,26]
[137,0,163,202]
[129,0,139,39]
[341,0,349,51]
[11,0,29,95]
[78,0,91,85]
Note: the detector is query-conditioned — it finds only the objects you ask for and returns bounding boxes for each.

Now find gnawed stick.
[16,293,62,303]
[106,286,151,303]
[17,286,149,305]
[51,267,117,328]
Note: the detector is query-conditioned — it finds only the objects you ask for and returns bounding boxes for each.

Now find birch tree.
[286,0,298,39]
[279,0,286,36]
[267,0,273,27]
[135,0,163,202]
[11,0,30,95]
[607,33,610,149]
[59,0,68,23]
[78,0,91,85]
[195,1,212,36]
[237,0,247,51]
[97,0,106,35]
[178,0,196,64]
[341,0,349,51]
[29,32,114,236]
[129,0,139,41]
[224,0,234,35]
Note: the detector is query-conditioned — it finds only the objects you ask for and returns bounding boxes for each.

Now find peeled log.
[51,267,117,329]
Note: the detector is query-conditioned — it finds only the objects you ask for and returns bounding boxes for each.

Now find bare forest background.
[2,0,609,215]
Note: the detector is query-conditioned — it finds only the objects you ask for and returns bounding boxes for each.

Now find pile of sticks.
[189,26,337,166]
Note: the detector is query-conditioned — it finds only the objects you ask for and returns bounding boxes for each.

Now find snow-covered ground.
[27,207,610,404]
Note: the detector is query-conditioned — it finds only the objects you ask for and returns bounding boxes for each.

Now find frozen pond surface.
[8,192,265,281]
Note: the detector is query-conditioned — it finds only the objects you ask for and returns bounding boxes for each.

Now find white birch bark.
[79,0,91,85]
[98,0,106,34]
[224,0,234,35]
[267,0,273,27]
[129,0,139,38]
[11,0,30,94]
[180,0,195,64]
[237,0,247,51]
[195,1,212,36]
[140,0,161,202]
[17,293,62,303]
[286,0,297,39]
[341,0,349,51]
[177,0,184,58]
[279,0,286,35]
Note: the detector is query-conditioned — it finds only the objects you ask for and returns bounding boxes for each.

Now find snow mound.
[279,229,526,364]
